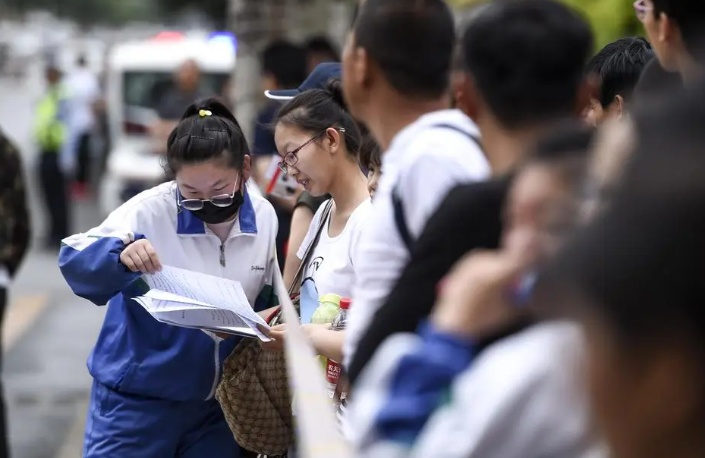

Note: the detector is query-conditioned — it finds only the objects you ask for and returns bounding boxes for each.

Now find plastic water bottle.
[325,297,351,399]
[310,293,342,325]
[310,294,342,371]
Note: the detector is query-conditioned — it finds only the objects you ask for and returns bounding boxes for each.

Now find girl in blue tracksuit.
[59,98,280,457]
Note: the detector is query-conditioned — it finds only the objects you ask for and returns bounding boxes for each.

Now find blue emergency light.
[207,32,237,52]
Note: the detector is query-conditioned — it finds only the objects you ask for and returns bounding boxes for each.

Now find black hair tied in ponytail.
[325,78,348,110]
[276,78,362,158]
[165,97,250,175]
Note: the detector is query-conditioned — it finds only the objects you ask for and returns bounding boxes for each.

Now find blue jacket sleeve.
[374,320,477,445]
[58,200,148,305]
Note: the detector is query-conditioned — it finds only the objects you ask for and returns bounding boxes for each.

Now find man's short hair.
[305,36,339,61]
[544,80,705,346]
[651,0,705,58]
[353,0,456,99]
[261,40,307,89]
[586,37,654,108]
[461,0,593,129]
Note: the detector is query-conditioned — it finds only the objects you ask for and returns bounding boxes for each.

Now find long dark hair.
[275,79,362,158]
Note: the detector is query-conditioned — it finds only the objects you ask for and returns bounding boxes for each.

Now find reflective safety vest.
[34,85,68,152]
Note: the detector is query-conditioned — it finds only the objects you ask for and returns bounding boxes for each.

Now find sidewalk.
[55,402,87,458]
[5,250,101,458]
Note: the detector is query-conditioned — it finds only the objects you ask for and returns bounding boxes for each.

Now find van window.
[123,71,230,110]
[121,71,230,134]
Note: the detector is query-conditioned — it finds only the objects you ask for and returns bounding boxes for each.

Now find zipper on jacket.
[206,338,221,400]
[219,244,225,267]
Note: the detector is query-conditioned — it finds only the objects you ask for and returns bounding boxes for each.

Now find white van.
[99,33,235,215]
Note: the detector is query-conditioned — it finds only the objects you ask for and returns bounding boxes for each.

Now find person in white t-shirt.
[340,0,491,367]
[261,78,372,364]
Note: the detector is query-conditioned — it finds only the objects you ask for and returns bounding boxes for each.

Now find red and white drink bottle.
[325,297,351,399]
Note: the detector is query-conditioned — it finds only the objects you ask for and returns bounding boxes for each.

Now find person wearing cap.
[265,62,346,287]
[264,61,342,100]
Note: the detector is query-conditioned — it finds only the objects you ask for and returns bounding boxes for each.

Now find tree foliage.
[156,0,229,29]
[2,0,644,45]
[448,0,643,49]
[3,0,155,25]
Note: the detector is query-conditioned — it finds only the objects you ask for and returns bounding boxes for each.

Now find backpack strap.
[391,124,484,252]
[391,189,413,252]
[431,123,483,150]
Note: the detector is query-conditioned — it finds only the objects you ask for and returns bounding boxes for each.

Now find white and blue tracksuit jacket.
[347,321,606,458]
[59,181,280,401]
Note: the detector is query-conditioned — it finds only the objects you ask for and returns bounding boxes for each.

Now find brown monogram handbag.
[216,201,333,457]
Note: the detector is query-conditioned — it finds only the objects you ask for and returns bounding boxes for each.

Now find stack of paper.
[133,265,270,341]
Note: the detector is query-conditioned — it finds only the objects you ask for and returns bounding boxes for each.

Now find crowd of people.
[0,0,699,456]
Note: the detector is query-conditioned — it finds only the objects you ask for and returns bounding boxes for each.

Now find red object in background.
[123,121,149,135]
[266,167,282,195]
[71,182,89,201]
[153,31,184,41]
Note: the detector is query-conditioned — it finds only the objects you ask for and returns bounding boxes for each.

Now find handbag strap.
[287,199,334,297]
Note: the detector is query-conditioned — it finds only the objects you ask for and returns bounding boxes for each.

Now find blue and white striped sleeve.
[58,202,146,305]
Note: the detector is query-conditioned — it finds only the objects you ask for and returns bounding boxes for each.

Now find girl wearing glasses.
[262,80,371,361]
[58,98,279,458]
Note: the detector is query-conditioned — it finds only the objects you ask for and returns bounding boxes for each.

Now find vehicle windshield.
[122,70,230,131]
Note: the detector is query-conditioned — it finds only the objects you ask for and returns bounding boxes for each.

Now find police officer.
[35,65,70,249]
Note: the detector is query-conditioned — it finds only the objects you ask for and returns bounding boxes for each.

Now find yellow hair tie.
[199,109,212,117]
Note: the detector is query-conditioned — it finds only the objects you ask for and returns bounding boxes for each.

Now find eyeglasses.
[277,127,346,174]
[178,179,240,211]
[633,0,652,21]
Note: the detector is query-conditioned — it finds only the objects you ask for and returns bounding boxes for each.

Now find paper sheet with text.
[134,265,270,340]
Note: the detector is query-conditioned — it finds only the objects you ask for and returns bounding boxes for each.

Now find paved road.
[1,69,103,458]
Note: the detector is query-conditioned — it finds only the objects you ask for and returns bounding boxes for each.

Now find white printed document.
[133,265,271,341]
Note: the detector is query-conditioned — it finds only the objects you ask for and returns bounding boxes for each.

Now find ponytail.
[165,97,250,175]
